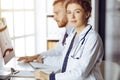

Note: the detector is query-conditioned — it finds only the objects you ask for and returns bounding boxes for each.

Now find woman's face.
[66,3,88,28]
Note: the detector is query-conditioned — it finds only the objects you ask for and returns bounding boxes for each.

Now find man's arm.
[17,54,43,63]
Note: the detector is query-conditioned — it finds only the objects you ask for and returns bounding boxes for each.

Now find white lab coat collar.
[66,26,75,36]
[78,24,92,37]
[66,24,92,37]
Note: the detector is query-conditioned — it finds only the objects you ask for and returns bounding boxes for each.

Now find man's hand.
[17,55,43,63]
[34,70,49,80]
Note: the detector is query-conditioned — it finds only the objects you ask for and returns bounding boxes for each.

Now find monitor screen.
[0,18,15,64]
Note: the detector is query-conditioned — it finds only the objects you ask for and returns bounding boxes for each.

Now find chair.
[100,61,105,79]
[100,61,120,80]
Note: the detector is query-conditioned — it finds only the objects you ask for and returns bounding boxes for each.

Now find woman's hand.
[34,70,49,80]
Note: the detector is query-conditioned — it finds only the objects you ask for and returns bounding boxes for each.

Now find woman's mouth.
[71,20,77,23]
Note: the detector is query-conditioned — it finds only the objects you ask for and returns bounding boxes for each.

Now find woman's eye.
[76,10,80,13]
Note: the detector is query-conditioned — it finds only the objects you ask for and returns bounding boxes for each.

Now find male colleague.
[18,0,69,64]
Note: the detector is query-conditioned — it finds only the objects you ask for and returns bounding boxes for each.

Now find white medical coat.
[40,25,104,80]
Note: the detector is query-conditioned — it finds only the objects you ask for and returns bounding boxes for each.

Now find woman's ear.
[85,12,90,19]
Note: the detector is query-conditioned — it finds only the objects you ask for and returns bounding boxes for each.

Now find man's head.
[53,0,68,28]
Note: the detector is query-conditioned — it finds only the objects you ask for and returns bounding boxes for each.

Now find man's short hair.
[53,0,65,6]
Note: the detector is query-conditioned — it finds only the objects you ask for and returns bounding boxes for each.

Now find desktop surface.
[0,67,12,80]
[4,57,57,80]
[4,57,35,80]
[10,77,35,80]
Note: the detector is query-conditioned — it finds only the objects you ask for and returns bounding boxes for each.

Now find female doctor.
[34,0,104,80]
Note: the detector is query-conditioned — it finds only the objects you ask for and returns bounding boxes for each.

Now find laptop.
[0,18,14,79]
[29,62,50,69]
[0,18,34,79]
[0,18,15,64]
[29,61,60,74]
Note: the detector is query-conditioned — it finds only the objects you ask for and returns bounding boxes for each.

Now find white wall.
[89,0,99,31]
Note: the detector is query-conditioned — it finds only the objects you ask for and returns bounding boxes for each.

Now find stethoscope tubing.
[71,26,92,59]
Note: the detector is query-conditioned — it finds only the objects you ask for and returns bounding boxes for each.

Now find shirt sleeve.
[50,73,55,80]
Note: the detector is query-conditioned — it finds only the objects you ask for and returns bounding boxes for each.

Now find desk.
[5,57,35,80]
[5,57,59,80]
[6,57,34,71]
[10,77,35,80]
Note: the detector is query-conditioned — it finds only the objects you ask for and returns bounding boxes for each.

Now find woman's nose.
[71,13,75,18]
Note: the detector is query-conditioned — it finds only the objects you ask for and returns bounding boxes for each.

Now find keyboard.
[6,57,34,71]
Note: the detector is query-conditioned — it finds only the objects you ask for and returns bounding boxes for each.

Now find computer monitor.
[0,18,15,65]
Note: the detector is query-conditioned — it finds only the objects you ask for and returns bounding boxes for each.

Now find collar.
[79,24,92,36]
[66,26,75,35]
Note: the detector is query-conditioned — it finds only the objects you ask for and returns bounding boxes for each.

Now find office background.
[0,0,120,80]
[0,0,98,57]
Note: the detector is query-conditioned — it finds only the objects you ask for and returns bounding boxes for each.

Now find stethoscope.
[71,26,92,59]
